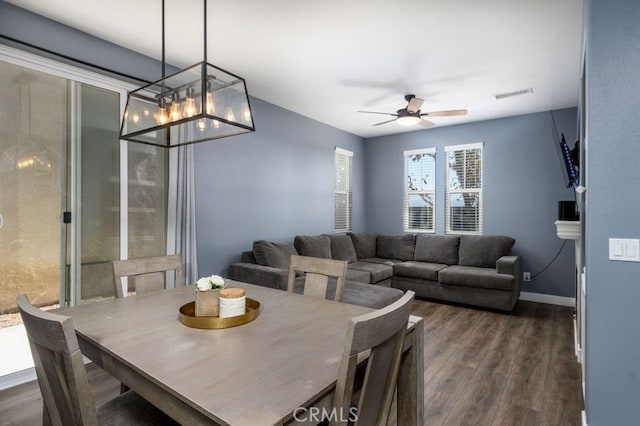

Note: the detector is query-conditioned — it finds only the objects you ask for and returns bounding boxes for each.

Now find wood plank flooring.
[0,299,583,426]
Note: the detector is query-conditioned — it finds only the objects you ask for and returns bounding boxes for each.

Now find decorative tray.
[179,298,260,329]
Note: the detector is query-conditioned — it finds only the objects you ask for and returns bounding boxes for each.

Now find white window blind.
[445,143,483,234]
[403,148,436,232]
[334,147,353,232]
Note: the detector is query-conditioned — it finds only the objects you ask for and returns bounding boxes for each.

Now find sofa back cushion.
[414,235,460,265]
[253,240,298,270]
[347,232,378,259]
[376,235,416,261]
[324,234,357,263]
[458,235,515,268]
[294,235,332,259]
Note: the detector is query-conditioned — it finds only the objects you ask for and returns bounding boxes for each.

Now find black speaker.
[558,201,578,221]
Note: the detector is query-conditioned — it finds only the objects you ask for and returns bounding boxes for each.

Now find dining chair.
[112,254,184,298]
[331,290,416,426]
[16,294,178,426]
[287,255,348,302]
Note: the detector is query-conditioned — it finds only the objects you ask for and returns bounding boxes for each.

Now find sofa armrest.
[228,262,288,290]
[496,255,520,276]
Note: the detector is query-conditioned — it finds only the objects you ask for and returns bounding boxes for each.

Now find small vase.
[195,289,220,317]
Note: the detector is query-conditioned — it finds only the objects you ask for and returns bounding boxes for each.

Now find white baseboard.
[0,367,36,392]
[519,291,575,307]
[582,410,587,426]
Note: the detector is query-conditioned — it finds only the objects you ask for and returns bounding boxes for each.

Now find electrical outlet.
[523,272,531,282]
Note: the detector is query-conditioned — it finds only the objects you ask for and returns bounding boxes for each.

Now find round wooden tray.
[179,298,260,329]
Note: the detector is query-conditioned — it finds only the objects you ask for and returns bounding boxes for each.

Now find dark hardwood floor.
[0,299,583,426]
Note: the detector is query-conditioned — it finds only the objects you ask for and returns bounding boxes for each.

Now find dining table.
[57,280,424,425]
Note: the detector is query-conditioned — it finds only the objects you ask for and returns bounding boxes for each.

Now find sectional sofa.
[229,232,521,312]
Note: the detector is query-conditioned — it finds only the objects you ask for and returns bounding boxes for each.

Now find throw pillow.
[252,240,298,270]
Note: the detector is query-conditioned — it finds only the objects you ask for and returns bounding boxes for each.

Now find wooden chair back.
[287,255,348,302]
[332,290,415,426]
[16,294,99,425]
[112,254,184,298]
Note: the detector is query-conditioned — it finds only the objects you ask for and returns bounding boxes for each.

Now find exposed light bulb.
[206,92,215,114]
[243,105,251,122]
[143,109,150,117]
[132,111,140,124]
[213,120,220,129]
[225,107,235,122]
[169,92,182,121]
[156,107,169,125]
[183,87,197,117]
[155,98,169,125]
[197,119,206,131]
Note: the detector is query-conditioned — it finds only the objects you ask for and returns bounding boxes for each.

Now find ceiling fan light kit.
[120,0,255,148]
[358,94,467,129]
[396,115,421,126]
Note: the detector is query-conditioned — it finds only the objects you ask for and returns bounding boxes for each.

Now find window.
[334,147,353,232]
[445,143,483,234]
[404,148,436,232]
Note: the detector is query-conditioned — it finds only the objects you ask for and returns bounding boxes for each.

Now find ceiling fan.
[358,94,467,128]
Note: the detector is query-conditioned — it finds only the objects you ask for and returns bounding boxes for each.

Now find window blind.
[403,148,436,232]
[334,147,353,232]
[445,143,483,234]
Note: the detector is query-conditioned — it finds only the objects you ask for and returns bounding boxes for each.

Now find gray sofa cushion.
[439,265,515,291]
[324,234,357,263]
[293,277,403,309]
[252,240,298,270]
[376,235,416,261]
[294,235,332,259]
[360,258,404,266]
[348,261,393,283]
[393,261,448,281]
[458,235,515,268]
[414,235,460,265]
[345,268,370,284]
[348,232,377,259]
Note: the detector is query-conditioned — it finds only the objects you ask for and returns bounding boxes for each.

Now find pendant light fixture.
[120,0,255,148]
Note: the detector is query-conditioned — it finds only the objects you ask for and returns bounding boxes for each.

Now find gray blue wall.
[364,109,578,297]
[585,0,640,423]
[194,97,365,276]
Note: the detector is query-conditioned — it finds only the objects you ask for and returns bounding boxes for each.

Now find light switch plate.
[609,238,640,262]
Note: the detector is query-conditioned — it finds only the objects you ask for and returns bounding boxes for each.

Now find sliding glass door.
[0,47,168,379]
[0,61,68,323]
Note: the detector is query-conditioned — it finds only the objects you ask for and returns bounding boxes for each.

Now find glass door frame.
[0,44,135,307]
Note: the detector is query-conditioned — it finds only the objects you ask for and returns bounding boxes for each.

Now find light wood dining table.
[57,281,424,425]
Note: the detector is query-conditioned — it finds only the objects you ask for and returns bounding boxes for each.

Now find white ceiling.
[7,0,584,138]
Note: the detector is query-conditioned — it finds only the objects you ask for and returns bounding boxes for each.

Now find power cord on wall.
[531,240,568,280]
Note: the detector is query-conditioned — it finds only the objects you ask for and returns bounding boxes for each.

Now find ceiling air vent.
[494,88,533,100]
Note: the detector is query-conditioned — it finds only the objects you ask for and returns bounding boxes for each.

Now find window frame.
[334,147,353,233]
[444,142,483,235]
[403,147,437,233]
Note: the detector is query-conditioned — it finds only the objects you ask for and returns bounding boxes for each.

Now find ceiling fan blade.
[358,111,398,116]
[421,109,468,117]
[419,119,435,128]
[373,118,397,126]
[407,97,424,113]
